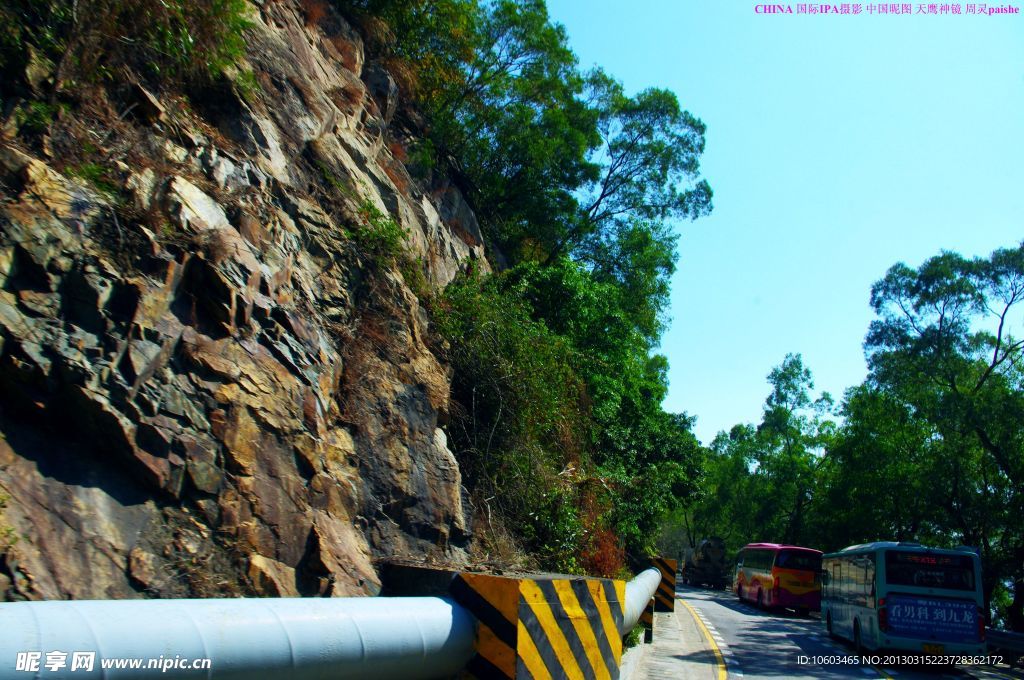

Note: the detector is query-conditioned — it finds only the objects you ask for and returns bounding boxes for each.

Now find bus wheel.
[826,612,835,639]
[756,590,763,609]
[853,621,864,654]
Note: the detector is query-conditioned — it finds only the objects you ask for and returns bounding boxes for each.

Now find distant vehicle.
[682,537,729,589]
[821,542,985,655]
[735,542,822,616]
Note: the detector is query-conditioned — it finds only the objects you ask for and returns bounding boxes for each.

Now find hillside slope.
[0,0,489,599]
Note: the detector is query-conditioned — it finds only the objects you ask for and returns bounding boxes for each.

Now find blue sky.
[545,1,1024,444]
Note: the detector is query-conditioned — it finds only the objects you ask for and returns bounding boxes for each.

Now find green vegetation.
[350,199,407,265]
[336,0,713,573]
[0,0,250,97]
[623,624,645,650]
[12,100,62,134]
[673,242,1024,631]
[66,162,121,197]
[434,270,589,572]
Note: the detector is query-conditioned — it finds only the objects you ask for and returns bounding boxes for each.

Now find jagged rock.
[201,147,250,192]
[24,46,54,95]
[129,83,167,125]
[363,63,399,125]
[126,168,159,211]
[301,512,379,596]
[161,139,190,165]
[167,176,231,232]
[248,554,299,597]
[0,0,488,603]
[128,547,162,590]
[0,146,105,226]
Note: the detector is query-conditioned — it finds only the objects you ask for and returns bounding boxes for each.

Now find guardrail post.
[651,557,677,612]
[639,596,655,644]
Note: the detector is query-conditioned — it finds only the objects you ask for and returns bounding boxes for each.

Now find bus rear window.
[884,551,976,591]
[775,550,821,571]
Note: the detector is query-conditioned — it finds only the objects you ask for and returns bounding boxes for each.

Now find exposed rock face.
[0,1,486,600]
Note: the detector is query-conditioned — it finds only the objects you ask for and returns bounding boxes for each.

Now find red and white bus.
[735,543,822,616]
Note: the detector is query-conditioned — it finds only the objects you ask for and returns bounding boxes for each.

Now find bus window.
[865,554,876,608]
[776,550,821,571]
[884,551,975,591]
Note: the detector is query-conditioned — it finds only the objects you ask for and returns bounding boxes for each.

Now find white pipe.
[0,596,475,679]
[620,567,663,635]
[1,570,665,678]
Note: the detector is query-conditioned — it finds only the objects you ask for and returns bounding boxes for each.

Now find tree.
[677,355,833,551]
[755,354,834,544]
[544,73,712,264]
[865,243,1024,629]
[813,385,945,550]
[350,0,714,569]
[499,258,702,555]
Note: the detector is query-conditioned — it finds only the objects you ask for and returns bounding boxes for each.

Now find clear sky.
[545,1,1024,444]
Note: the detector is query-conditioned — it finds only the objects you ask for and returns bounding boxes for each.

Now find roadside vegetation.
[12,2,1015,631]
[336,0,714,575]
[667,243,1024,630]
[1,0,713,577]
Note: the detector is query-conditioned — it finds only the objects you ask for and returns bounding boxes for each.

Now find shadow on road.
[675,584,994,678]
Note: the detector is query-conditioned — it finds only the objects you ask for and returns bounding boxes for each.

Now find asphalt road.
[676,584,1017,680]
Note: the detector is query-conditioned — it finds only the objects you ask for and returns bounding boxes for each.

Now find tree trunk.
[1008,575,1024,632]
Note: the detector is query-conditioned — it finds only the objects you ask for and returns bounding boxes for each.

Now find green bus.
[821,542,985,655]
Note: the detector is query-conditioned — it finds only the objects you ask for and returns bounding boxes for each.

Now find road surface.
[668,584,1016,680]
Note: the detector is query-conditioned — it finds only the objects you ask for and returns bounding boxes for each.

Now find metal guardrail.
[988,628,1024,666]
[1,569,663,679]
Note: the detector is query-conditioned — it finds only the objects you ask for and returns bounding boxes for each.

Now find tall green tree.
[348,0,714,568]
[546,73,713,264]
[864,243,1024,629]
[678,355,834,551]
[756,354,834,544]
[813,385,945,549]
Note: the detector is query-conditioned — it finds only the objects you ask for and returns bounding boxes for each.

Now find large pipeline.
[0,596,475,679]
[620,567,663,636]
[1,569,666,679]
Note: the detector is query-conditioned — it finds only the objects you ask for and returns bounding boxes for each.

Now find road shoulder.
[631,600,725,680]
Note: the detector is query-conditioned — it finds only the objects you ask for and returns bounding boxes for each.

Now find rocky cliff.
[0,0,491,600]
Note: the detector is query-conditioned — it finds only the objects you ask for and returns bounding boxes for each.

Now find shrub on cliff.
[353,0,715,566]
[434,269,592,570]
[0,0,250,97]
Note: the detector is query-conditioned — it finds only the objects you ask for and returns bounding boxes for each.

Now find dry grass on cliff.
[466,500,537,574]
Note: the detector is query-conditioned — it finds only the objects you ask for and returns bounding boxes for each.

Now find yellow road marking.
[679,599,728,680]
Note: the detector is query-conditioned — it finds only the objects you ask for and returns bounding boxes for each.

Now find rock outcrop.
[0,0,488,600]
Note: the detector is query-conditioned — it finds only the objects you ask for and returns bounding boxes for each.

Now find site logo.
[752,4,855,12]
[754,3,1021,13]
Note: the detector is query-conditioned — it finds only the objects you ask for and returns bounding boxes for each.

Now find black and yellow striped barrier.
[451,572,626,680]
[651,557,677,612]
